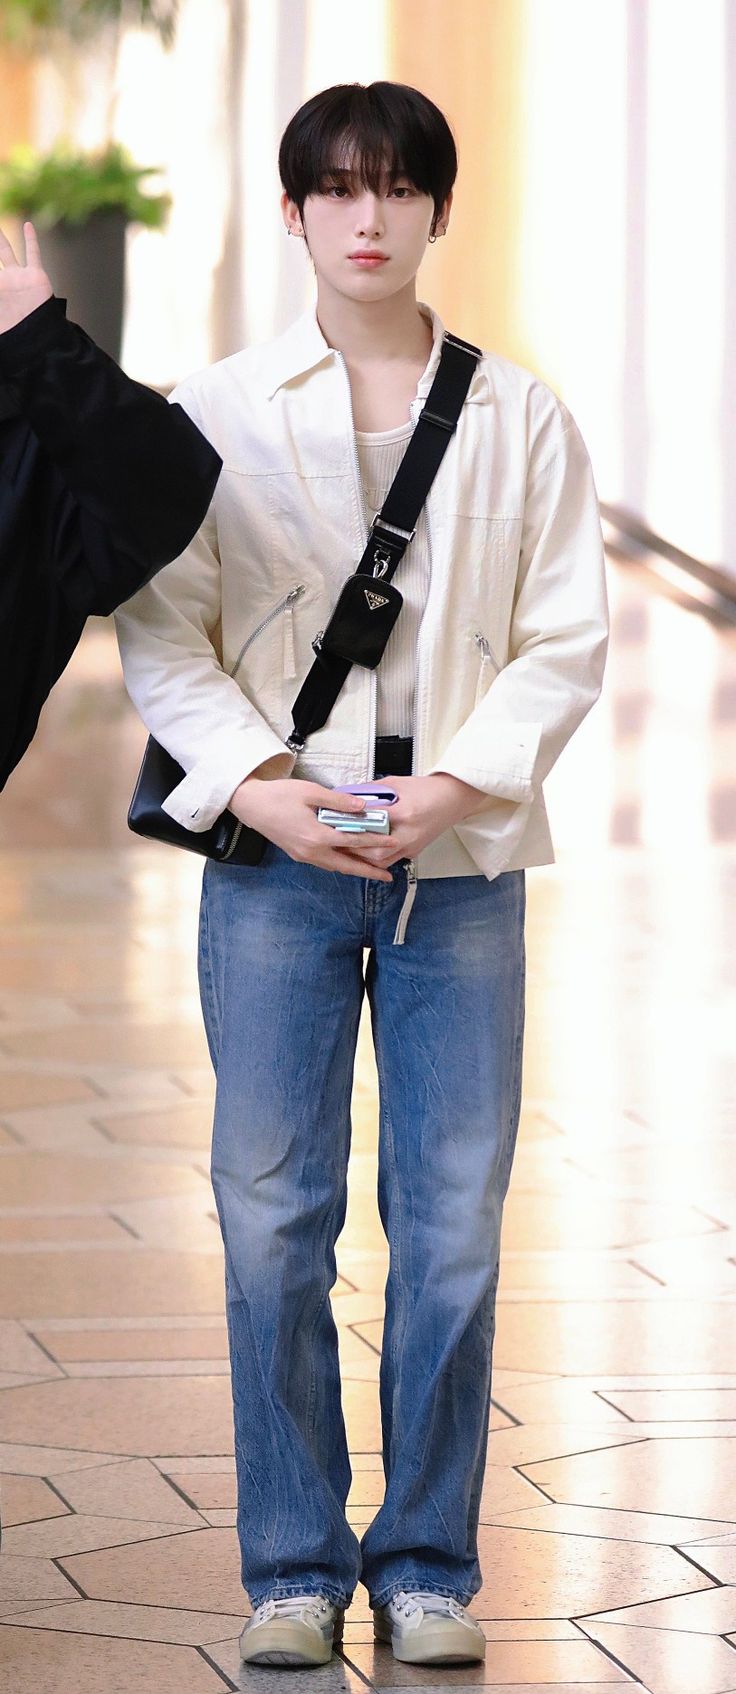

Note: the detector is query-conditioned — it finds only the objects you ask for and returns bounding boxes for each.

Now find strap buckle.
[369,516,415,579]
[370,515,416,544]
[420,407,455,433]
[442,329,484,357]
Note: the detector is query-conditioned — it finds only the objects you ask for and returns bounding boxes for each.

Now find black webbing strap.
[286,330,482,750]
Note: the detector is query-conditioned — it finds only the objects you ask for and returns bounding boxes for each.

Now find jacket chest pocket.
[228,583,306,684]
[473,630,503,705]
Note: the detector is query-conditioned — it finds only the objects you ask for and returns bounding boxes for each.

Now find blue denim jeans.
[197,843,526,1612]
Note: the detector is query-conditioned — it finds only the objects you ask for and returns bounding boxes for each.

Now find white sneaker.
[373,1588,486,1663]
[240,1593,344,1665]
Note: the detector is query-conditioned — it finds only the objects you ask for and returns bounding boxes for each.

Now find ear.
[280,190,302,237]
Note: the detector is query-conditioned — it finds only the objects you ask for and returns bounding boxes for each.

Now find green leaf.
[0,141,172,228]
[0,1,178,49]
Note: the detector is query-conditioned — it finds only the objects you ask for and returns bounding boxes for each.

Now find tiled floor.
[0,554,734,1693]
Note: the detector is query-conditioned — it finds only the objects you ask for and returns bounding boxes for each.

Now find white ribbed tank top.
[353,419,430,738]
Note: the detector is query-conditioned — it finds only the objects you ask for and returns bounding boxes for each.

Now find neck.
[314,279,433,366]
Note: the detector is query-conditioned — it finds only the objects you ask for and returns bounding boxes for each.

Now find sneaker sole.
[241,1615,344,1667]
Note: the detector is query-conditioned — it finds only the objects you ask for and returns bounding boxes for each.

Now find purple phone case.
[333,783,399,804]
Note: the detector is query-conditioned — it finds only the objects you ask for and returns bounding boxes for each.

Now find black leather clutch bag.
[128,736,267,865]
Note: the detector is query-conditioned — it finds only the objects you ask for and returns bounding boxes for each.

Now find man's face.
[283,151,449,300]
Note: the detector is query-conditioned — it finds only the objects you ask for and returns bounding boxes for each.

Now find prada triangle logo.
[364,589,390,612]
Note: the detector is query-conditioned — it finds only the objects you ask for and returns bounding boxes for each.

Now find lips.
[349,253,388,262]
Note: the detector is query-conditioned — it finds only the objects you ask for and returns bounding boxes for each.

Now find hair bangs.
[279,81,457,226]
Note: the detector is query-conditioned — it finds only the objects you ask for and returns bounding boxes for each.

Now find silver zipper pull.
[474,630,502,671]
[393,858,417,946]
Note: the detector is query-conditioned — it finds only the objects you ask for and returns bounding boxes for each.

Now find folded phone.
[317,806,390,834]
[332,783,399,804]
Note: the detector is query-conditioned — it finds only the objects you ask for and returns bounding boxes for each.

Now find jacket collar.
[260,297,491,404]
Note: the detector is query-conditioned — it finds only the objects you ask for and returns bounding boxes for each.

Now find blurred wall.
[3,0,733,576]
[0,46,32,155]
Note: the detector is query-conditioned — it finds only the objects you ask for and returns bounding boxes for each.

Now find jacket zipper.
[228,584,305,681]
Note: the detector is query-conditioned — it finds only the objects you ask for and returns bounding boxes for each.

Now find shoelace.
[392,1589,467,1622]
[252,1595,331,1626]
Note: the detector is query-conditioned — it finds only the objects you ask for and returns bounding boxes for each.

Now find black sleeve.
[0,295,222,614]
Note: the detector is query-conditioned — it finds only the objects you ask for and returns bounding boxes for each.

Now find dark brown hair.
[278,81,457,237]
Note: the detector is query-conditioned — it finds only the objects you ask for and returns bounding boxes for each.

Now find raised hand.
[0,220,53,335]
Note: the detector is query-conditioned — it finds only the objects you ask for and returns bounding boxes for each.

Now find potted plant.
[0,141,171,357]
[0,0,178,358]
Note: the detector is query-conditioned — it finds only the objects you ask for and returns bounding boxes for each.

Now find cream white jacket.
[115,298,609,884]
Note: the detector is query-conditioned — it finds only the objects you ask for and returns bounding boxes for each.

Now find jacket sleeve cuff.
[160,726,296,832]
[0,295,68,376]
[426,718,542,803]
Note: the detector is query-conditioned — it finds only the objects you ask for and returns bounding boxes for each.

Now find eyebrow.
[321,166,408,191]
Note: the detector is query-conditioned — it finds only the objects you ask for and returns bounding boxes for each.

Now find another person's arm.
[0,220,223,789]
[0,221,222,612]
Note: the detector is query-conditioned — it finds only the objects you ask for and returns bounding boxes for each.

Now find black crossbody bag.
[127,329,482,863]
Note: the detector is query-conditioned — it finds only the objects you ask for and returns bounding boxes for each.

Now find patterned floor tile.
[600,1386,736,1420]
[0,1555,79,1605]
[0,1475,70,1528]
[57,1524,244,1611]
[0,1214,130,1244]
[0,1072,99,1110]
[31,1323,227,1362]
[0,1376,234,1453]
[0,1150,207,1207]
[491,1299,736,1374]
[590,1584,736,1632]
[0,1247,224,1318]
[95,1101,215,1147]
[3,1511,203,1557]
[485,1502,736,1544]
[0,1596,243,1643]
[518,1434,736,1519]
[343,1636,629,1684]
[1,1021,210,1066]
[0,1624,234,1692]
[45,1456,204,1523]
[579,1620,736,1694]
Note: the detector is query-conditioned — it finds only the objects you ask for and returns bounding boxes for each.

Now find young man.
[0,221,222,789]
[115,81,609,1671]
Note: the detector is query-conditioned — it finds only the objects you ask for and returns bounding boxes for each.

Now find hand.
[229,775,393,881]
[0,221,53,335]
[331,771,490,871]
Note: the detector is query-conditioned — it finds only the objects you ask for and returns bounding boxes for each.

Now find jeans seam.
[371,1020,407,1475]
[305,983,362,1451]
[371,1577,471,1608]
[250,1582,351,1607]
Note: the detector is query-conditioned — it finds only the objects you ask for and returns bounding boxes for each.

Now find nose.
[353,192,384,236]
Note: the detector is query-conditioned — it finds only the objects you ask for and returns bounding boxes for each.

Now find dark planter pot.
[38,208,128,361]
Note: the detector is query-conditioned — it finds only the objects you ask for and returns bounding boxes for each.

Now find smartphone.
[317,806,390,834]
[331,783,399,804]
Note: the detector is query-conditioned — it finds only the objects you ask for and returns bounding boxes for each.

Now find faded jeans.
[197,843,526,1611]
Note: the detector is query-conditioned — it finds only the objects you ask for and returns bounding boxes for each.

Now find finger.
[330,835,395,866]
[0,225,19,268]
[308,787,366,812]
[23,221,41,269]
[324,848,392,881]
